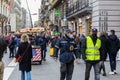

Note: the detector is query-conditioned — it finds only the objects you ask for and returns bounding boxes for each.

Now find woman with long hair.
[15,34,32,80]
[99,31,108,76]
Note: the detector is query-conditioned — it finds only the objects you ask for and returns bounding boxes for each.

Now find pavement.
[3,48,120,80]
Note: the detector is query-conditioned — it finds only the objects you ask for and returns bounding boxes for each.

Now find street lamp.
[0,14,8,34]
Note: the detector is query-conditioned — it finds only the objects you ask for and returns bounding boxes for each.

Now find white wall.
[10,14,16,32]
[92,0,120,38]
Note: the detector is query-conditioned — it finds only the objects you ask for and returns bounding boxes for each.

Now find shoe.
[103,73,106,76]
[109,71,114,75]
[43,59,46,61]
[114,70,117,74]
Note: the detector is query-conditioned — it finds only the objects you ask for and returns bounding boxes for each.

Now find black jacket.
[0,38,7,61]
[16,42,32,72]
[38,36,48,50]
[100,36,108,61]
[108,35,119,54]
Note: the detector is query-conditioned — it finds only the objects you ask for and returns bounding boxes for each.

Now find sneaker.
[114,70,117,74]
[109,71,114,75]
[43,59,46,61]
[103,73,107,76]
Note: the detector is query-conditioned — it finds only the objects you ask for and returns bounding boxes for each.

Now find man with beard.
[84,28,102,80]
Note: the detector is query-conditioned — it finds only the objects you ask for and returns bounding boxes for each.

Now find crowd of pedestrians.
[51,28,120,80]
[0,28,120,80]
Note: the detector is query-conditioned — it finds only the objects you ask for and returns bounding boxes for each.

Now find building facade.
[49,0,68,35]
[0,0,10,34]
[9,0,22,32]
[40,0,51,36]
[26,13,31,28]
[66,0,92,36]
[67,0,120,38]
[92,0,120,38]
[48,0,120,38]
[13,0,21,31]
[21,7,26,28]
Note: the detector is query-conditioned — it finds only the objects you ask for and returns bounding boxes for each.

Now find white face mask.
[69,34,74,39]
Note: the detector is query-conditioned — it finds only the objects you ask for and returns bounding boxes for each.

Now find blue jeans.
[109,54,117,71]
[14,46,17,56]
[41,49,47,60]
[21,71,31,80]
[85,62,100,80]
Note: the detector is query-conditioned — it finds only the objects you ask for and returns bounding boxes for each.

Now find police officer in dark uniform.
[54,29,80,80]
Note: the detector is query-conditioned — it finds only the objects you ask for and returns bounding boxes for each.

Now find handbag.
[50,47,54,57]
[16,44,30,63]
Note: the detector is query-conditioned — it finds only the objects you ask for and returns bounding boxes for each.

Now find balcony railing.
[66,0,92,17]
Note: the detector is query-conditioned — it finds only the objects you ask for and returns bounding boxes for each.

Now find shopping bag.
[50,47,54,57]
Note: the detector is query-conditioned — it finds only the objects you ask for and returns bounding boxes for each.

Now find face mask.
[69,34,74,39]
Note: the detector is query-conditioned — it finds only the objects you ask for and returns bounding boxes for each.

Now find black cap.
[92,28,98,32]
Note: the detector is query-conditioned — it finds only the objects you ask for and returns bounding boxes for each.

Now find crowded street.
[2,47,120,80]
[0,0,120,80]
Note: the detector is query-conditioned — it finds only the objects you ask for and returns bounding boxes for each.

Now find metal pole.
[1,22,3,34]
[26,0,33,28]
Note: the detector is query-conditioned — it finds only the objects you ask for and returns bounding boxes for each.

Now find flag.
[32,48,42,61]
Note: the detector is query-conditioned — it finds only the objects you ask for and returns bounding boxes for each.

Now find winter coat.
[51,37,59,48]
[38,36,48,50]
[100,36,108,61]
[8,37,15,49]
[0,37,7,61]
[79,35,86,60]
[54,35,80,63]
[14,36,19,47]
[108,35,119,55]
[34,36,39,46]
[16,42,32,72]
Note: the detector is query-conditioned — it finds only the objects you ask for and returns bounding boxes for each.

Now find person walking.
[99,31,108,76]
[50,33,60,56]
[54,29,80,80]
[84,28,102,80]
[108,30,120,74]
[13,35,19,57]
[38,32,48,61]
[0,35,7,80]
[15,34,32,80]
[79,34,86,61]
[8,37,15,58]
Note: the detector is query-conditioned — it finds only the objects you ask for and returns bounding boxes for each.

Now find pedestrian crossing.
[3,58,18,80]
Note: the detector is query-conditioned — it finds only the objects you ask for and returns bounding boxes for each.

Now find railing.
[66,0,91,17]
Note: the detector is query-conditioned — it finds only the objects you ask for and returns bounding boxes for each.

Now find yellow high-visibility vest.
[85,36,101,61]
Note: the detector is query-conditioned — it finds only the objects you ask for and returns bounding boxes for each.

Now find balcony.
[66,0,92,20]
[49,0,63,10]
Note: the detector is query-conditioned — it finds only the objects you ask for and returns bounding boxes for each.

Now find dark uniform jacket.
[54,35,80,63]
